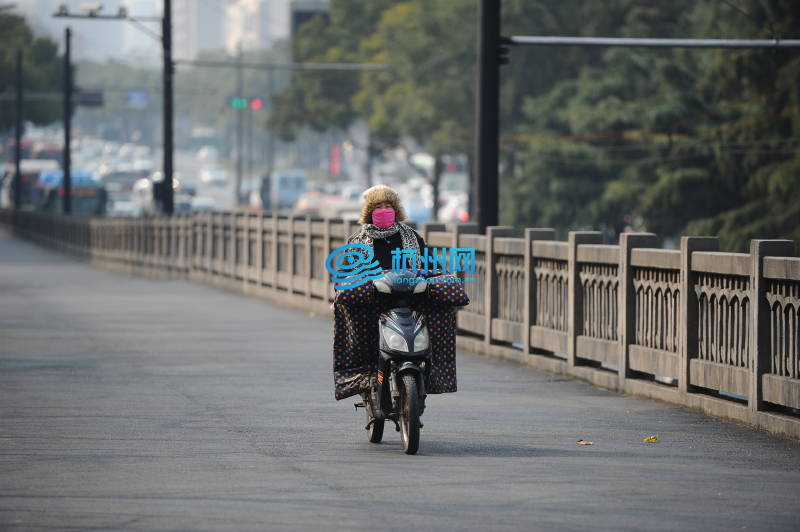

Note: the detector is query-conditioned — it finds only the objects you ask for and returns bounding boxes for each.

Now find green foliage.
[354,0,477,153]
[0,14,63,132]
[507,0,800,249]
[268,0,399,141]
[10,1,797,249]
[271,0,800,248]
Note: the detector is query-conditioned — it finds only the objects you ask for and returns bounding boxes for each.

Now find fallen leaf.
[576,439,593,446]
[642,434,659,443]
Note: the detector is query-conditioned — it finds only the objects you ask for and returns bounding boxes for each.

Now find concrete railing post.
[485,226,516,350]
[421,222,447,244]
[567,231,602,367]
[170,217,177,272]
[749,239,794,413]
[322,218,333,303]
[678,236,720,393]
[205,212,214,278]
[231,213,240,279]
[256,213,265,288]
[185,215,192,275]
[196,215,201,272]
[289,215,301,293]
[450,222,480,252]
[619,233,658,379]
[449,223,479,334]
[305,216,313,301]
[174,217,179,272]
[523,228,557,355]
[270,212,279,289]
[242,214,251,289]
[177,216,183,274]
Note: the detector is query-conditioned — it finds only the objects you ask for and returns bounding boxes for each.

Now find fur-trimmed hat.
[359,185,407,225]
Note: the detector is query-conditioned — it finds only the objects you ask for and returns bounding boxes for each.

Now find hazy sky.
[14,1,162,63]
[13,1,290,64]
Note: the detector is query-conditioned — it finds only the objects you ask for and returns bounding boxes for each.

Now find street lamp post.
[473,0,501,230]
[161,0,173,214]
[13,49,22,210]
[62,27,72,214]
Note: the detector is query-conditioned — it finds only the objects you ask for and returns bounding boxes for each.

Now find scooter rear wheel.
[399,373,420,455]
[364,390,384,443]
[367,415,384,443]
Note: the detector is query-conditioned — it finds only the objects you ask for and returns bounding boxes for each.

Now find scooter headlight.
[381,324,409,352]
[414,326,429,352]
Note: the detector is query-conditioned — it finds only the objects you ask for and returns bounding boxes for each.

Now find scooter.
[356,271,430,455]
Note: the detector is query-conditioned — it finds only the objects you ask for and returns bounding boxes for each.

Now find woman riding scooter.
[332,185,468,401]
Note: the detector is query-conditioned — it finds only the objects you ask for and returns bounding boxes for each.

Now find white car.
[107,198,139,217]
[200,168,227,186]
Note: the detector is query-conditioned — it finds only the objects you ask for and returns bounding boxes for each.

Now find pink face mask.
[371,208,395,229]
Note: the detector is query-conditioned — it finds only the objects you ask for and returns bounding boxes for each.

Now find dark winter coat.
[332,274,469,400]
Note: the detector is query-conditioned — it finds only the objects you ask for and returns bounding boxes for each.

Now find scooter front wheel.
[399,373,420,455]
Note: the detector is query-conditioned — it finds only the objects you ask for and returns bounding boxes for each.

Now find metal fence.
[2,209,799,439]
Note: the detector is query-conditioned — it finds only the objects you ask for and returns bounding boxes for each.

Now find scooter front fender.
[395,361,426,398]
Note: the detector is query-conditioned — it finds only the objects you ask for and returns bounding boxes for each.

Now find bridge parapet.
[2,209,798,438]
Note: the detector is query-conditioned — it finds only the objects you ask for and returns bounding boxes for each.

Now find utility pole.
[246,107,253,190]
[62,27,72,214]
[13,49,22,209]
[266,69,275,181]
[162,0,174,215]
[52,4,175,214]
[235,42,244,205]
[473,0,501,230]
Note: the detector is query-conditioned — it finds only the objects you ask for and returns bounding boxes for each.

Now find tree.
[681,0,800,250]
[268,0,400,141]
[354,0,477,211]
[505,0,800,249]
[267,0,799,246]
[0,13,63,133]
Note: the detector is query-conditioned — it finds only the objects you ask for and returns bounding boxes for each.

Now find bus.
[0,159,61,209]
[36,170,107,217]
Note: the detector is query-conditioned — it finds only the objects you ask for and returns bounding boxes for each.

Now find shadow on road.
[372,439,625,459]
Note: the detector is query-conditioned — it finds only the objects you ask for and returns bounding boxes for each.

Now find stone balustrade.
[2,208,798,439]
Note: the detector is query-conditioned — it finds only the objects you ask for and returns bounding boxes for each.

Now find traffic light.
[230,96,264,110]
[230,97,248,109]
[499,36,512,65]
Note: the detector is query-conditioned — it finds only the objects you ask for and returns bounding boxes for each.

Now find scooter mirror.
[373,279,391,293]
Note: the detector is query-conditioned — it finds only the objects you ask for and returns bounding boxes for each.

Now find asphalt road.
[1,231,800,531]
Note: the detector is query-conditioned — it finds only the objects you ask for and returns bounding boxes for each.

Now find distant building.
[225,0,292,54]
[173,0,225,60]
